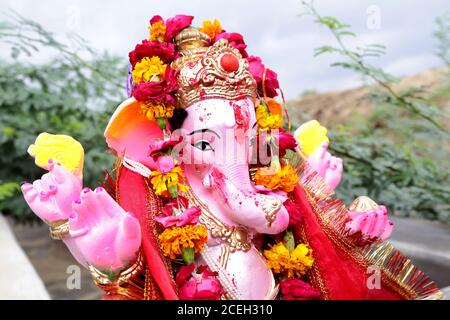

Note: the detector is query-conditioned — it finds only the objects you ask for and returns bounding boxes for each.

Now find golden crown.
[173,27,257,108]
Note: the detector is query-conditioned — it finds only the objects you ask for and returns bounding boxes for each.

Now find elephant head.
[104,96,289,235]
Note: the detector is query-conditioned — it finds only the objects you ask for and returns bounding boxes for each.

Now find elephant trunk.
[221,162,254,193]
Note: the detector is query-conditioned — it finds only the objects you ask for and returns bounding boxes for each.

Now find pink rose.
[280,278,321,300]
[165,15,194,40]
[247,55,279,98]
[128,40,175,67]
[247,56,265,82]
[156,155,175,173]
[150,14,194,41]
[155,197,201,228]
[176,264,223,300]
[215,32,248,57]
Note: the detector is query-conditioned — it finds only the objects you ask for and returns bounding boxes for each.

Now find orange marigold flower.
[254,164,299,192]
[199,19,222,39]
[255,101,283,130]
[264,242,314,279]
[149,20,167,42]
[140,101,174,121]
[159,224,208,259]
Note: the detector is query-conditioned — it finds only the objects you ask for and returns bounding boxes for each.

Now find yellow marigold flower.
[294,120,329,156]
[199,19,222,39]
[254,164,299,193]
[263,242,291,274]
[255,102,283,130]
[149,20,167,42]
[140,101,174,121]
[132,56,167,84]
[159,224,208,259]
[150,166,189,198]
[264,242,314,279]
[27,132,84,176]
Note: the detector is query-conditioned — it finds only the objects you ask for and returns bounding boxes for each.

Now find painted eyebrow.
[252,122,257,128]
[188,128,221,139]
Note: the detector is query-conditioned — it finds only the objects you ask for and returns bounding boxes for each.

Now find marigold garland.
[255,102,283,130]
[140,101,175,121]
[199,19,222,39]
[264,242,314,279]
[132,56,167,84]
[254,164,299,193]
[149,20,167,42]
[150,166,189,198]
[159,224,208,259]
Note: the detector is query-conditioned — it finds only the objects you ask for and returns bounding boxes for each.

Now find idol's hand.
[21,160,82,224]
[345,205,394,243]
[69,187,142,272]
[307,142,343,191]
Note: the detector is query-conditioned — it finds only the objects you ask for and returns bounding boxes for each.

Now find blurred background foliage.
[0,12,127,222]
[290,2,450,222]
[0,5,449,223]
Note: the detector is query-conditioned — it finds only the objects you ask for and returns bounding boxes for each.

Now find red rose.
[215,32,248,58]
[150,14,194,42]
[165,15,194,41]
[280,278,321,300]
[129,40,176,67]
[150,15,163,25]
[247,55,279,98]
[176,264,223,300]
[131,66,178,104]
[274,129,297,157]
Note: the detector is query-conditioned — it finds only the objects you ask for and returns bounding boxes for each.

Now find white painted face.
[175,98,257,174]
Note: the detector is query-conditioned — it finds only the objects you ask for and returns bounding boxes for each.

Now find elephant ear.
[104,98,163,168]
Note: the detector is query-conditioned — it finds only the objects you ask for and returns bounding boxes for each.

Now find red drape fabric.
[291,185,402,300]
[117,166,179,300]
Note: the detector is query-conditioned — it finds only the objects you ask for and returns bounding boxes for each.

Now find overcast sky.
[1,0,448,99]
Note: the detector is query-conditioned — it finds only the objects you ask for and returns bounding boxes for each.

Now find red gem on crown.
[220,53,239,73]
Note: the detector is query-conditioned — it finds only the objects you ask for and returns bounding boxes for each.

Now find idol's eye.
[191,140,214,152]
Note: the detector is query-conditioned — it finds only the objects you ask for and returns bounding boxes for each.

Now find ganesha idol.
[21,15,443,300]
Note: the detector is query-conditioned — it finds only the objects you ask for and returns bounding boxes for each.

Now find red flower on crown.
[247,55,280,98]
[150,15,194,42]
[132,65,178,104]
[129,40,176,68]
[214,32,248,58]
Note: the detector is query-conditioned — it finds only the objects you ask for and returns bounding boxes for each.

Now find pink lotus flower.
[155,196,201,228]
[247,56,279,98]
[132,66,178,104]
[150,15,194,41]
[176,264,223,300]
[128,40,176,67]
[280,278,321,300]
[215,32,248,57]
